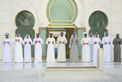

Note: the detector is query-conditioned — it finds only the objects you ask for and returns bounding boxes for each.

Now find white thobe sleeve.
[23,39,26,45]
[9,39,13,45]
[30,39,32,45]
[53,38,55,44]
[92,38,94,44]
[14,38,16,43]
[89,39,93,44]
[57,37,60,44]
[88,39,90,44]
[20,38,23,45]
[99,38,102,44]
[65,37,67,44]
[109,37,112,43]
[102,37,105,45]
[1,39,5,45]
[81,39,83,45]
[46,38,49,45]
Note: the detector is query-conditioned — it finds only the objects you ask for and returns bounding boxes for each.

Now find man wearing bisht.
[57,32,67,62]
[23,34,32,63]
[33,33,43,63]
[69,33,79,63]
[14,33,23,63]
[102,32,112,63]
[81,32,90,63]
[2,33,13,63]
[46,33,55,63]
[113,34,122,62]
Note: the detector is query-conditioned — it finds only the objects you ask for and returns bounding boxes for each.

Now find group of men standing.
[2,33,43,63]
[82,32,122,63]
[1,31,122,63]
[46,32,67,63]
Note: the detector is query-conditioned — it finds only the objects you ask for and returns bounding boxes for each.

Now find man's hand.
[25,42,27,44]
[60,41,62,43]
[38,41,40,43]
[83,43,85,45]
[72,39,73,42]
[105,42,107,44]
[48,41,50,44]
[117,40,120,43]
[35,41,37,44]
[7,42,10,44]
[4,41,6,44]
[76,39,78,44]
[29,42,31,45]
[15,39,17,42]
[63,42,65,44]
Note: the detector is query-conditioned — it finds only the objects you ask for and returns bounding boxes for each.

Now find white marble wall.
[0,0,122,60]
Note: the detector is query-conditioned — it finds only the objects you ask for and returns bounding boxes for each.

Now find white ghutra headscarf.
[83,32,88,38]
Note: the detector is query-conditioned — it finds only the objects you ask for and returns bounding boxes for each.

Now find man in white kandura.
[102,32,112,63]
[57,32,67,62]
[81,32,90,63]
[2,33,13,63]
[14,33,23,63]
[93,33,101,65]
[46,33,55,63]
[33,33,43,63]
[89,33,94,62]
[23,34,32,63]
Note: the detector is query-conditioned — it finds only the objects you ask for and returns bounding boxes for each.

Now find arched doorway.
[39,27,86,59]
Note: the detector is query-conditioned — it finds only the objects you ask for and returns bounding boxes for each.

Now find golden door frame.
[38,27,86,59]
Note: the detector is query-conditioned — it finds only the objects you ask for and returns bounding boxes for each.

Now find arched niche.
[89,11,108,39]
[15,10,35,39]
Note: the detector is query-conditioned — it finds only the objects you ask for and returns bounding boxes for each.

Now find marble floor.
[0,60,122,82]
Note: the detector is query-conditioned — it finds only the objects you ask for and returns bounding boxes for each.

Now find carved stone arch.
[88,10,108,39]
[15,10,35,40]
